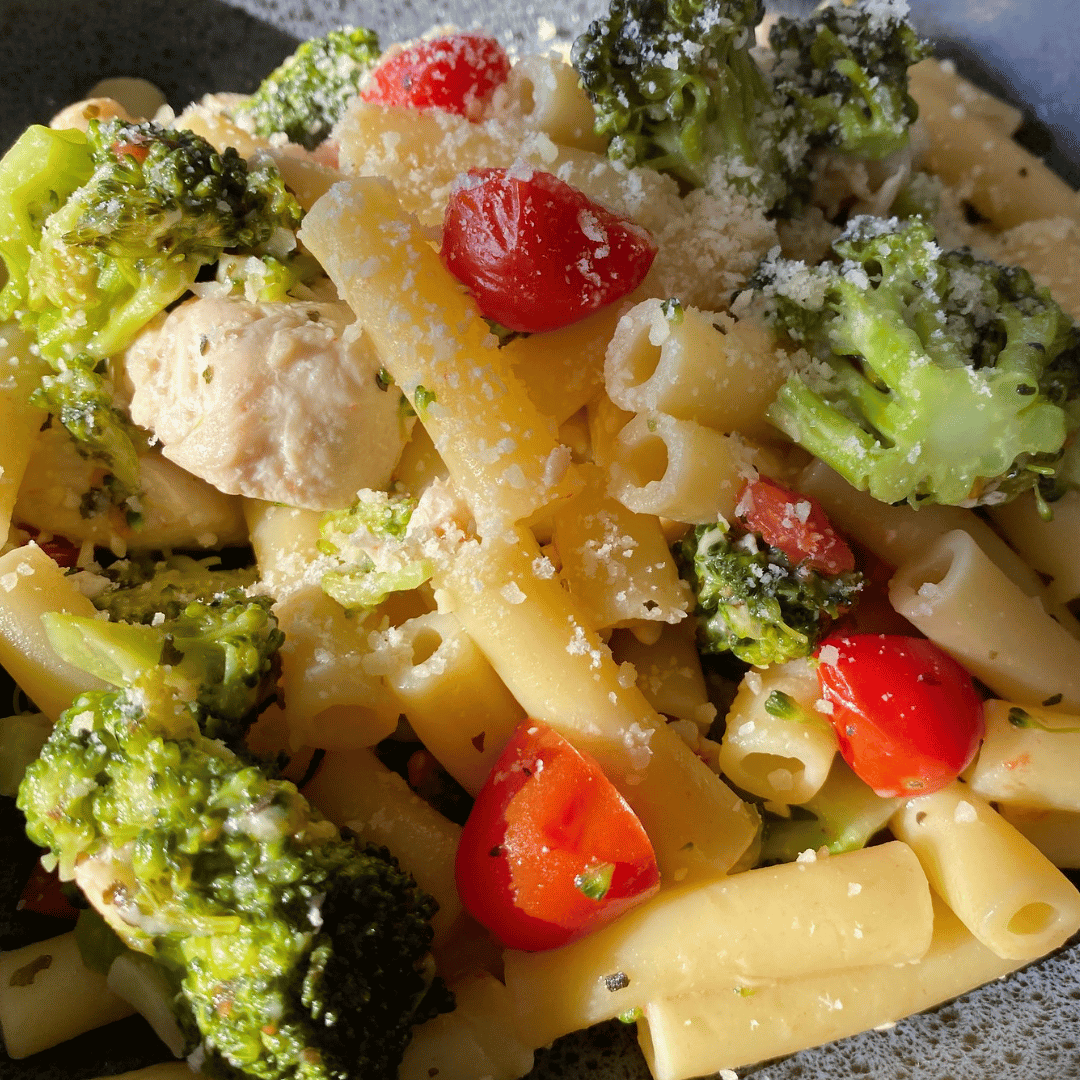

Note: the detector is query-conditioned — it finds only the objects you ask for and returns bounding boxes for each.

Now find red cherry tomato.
[736,478,856,575]
[441,167,657,333]
[815,634,985,798]
[360,33,510,118]
[455,718,661,952]
[19,861,81,920]
[15,526,81,568]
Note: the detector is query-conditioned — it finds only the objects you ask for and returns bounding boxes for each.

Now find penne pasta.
[503,842,933,1048]
[891,783,1080,961]
[300,176,582,533]
[889,529,1080,711]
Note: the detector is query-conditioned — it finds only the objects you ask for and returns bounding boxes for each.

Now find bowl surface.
[0,1,1077,1078]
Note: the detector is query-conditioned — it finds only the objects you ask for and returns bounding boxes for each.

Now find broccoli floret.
[44,588,282,746]
[0,119,302,493]
[320,490,417,542]
[758,215,1080,509]
[769,1,930,161]
[317,491,433,612]
[572,0,798,208]
[13,119,301,363]
[235,28,382,150]
[675,520,862,668]
[571,0,925,213]
[18,686,450,1080]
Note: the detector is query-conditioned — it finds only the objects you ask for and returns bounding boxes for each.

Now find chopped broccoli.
[320,490,417,543]
[18,683,450,1080]
[572,0,794,206]
[9,119,302,363]
[92,553,259,624]
[215,250,324,303]
[0,119,303,494]
[769,2,929,161]
[675,519,862,668]
[235,27,382,150]
[44,587,282,747]
[758,757,901,864]
[571,0,925,212]
[317,491,433,612]
[758,215,1080,509]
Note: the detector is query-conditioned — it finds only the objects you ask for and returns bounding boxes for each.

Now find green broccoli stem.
[829,281,932,397]
[759,761,901,864]
[767,376,880,492]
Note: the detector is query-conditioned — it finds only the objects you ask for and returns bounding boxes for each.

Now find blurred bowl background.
[0,1,1077,1078]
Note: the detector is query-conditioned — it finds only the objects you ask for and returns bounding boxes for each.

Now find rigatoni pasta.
[0,931,134,1059]
[967,699,1080,811]
[719,660,838,805]
[0,543,108,721]
[603,298,785,438]
[637,897,1025,1080]
[607,412,756,524]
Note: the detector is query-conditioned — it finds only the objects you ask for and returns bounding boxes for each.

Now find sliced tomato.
[19,860,81,920]
[455,718,660,951]
[360,33,510,118]
[815,634,984,798]
[441,167,656,334]
[736,477,856,575]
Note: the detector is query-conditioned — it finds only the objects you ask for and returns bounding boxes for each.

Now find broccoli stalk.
[0,126,95,319]
[235,27,382,150]
[91,553,259,625]
[675,520,862,668]
[18,683,450,1080]
[571,0,926,212]
[0,119,303,494]
[759,216,1080,508]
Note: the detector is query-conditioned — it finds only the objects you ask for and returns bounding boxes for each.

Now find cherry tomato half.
[815,634,985,798]
[440,167,657,334]
[455,718,660,952]
[15,525,80,568]
[736,477,856,575]
[360,33,510,118]
[19,860,81,920]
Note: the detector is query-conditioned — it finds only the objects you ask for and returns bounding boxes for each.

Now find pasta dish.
[0,2,1078,1079]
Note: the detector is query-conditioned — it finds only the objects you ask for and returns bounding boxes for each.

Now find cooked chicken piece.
[123,296,413,510]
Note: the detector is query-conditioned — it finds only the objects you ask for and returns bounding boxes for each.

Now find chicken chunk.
[123,296,413,510]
